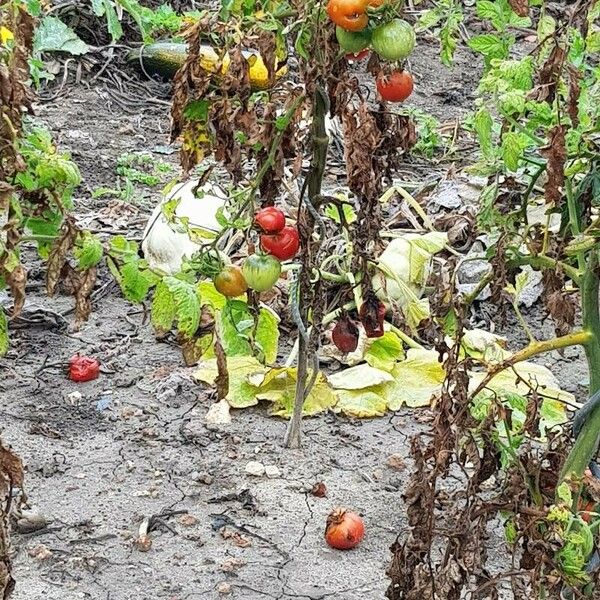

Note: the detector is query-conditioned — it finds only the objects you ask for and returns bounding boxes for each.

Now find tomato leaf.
[74,231,103,270]
[151,280,177,335]
[164,276,201,337]
[364,331,404,372]
[334,390,387,418]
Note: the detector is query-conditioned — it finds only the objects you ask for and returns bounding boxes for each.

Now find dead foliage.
[0,442,24,600]
[540,125,566,206]
[508,0,529,17]
[528,45,566,105]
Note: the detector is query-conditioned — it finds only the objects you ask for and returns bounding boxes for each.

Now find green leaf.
[151,280,176,335]
[501,131,527,172]
[120,259,153,303]
[364,331,404,372]
[0,306,8,358]
[74,232,103,269]
[164,276,201,337]
[473,107,494,159]
[255,307,280,364]
[324,200,357,224]
[102,0,124,41]
[109,235,139,260]
[34,16,89,55]
[91,0,105,16]
[468,34,510,65]
[557,482,573,505]
[334,390,387,418]
[195,356,266,408]
[198,281,228,310]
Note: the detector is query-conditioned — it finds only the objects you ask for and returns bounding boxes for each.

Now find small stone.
[178,514,199,528]
[386,454,406,471]
[141,427,158,438]
[67,391,82,405]
[197,472,214,485]
[28,544,52,560]
[216,582,232,595]
[245,461,265,477]
[205,399,231,425]
[264,465,281,479]
[372,469,383,481]
[220,558,246,573]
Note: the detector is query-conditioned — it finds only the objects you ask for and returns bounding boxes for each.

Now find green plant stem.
[469,330,593,402]
[510,254,581,285]
[560,252,600,482]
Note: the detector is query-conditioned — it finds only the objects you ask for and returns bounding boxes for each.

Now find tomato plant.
[326,0,369,32]
[260,226,300,261]
[376,70,413,102]
[254,206,286,234]
[371,19,415,61]
[214,265,248,297]
[242,254,282,292]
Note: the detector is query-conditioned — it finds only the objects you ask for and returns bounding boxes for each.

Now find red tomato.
[254,206,286,234]
[260,226,300,261]
[325,508,365,550]
[376,70,414,103]
[326,0,368,32]
[69,355,100,382]
[345,49,370,62]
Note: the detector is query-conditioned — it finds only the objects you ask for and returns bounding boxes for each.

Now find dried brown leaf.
[540,125,566,206]
[509,0,529,17]
[528,46,565,104]
[46,222,77,296]
[567,65,582,128]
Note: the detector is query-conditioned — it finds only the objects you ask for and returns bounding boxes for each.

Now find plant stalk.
[560,251,600,481]
[284,85,329,449]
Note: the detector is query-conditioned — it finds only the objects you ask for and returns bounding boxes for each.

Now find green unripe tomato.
[371,19,415,61]
[335,26,372,54]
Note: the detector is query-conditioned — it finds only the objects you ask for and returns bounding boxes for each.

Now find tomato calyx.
[260,225,300,261]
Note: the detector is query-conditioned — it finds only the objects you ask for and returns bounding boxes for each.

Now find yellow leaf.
[1,26,14,44]
[334,390,387,418]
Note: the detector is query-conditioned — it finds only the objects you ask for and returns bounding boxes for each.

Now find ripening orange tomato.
[326,0,369,32]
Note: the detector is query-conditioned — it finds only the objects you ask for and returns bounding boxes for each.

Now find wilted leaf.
[255,368,337,417]
[194,356,266,408]
[334,389,387,418]
[508,0,528,17]
[151,281,176,336]
[383,349,445,410]
[540,125,566,206]
[327,363,394,390]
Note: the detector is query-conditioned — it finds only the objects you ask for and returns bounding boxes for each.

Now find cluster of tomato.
[214,207,299,297]
[327,0,416,102]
